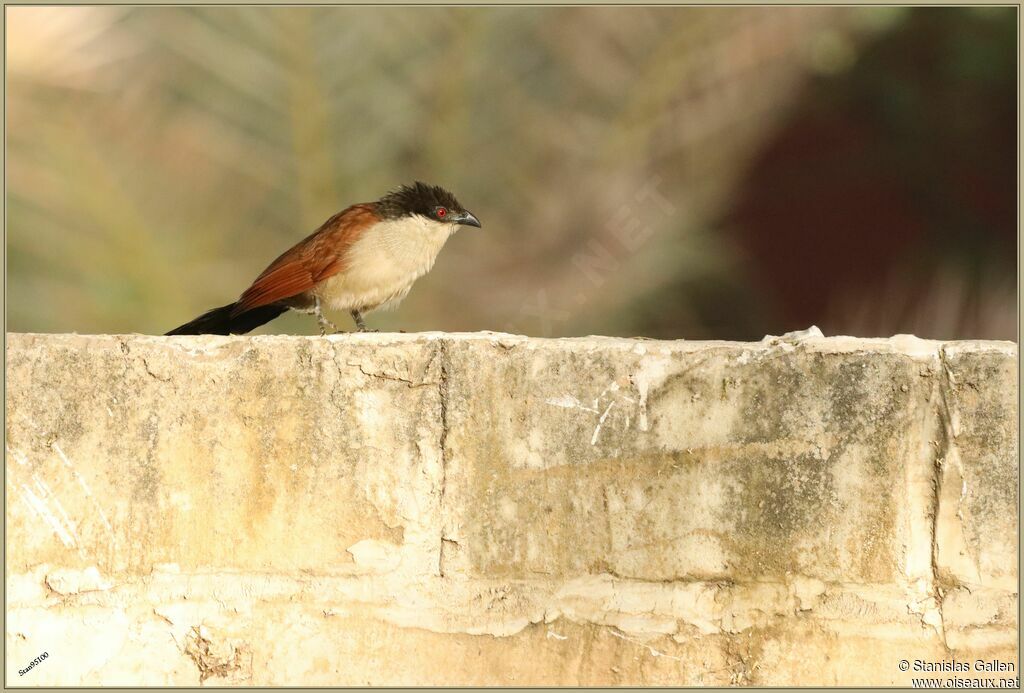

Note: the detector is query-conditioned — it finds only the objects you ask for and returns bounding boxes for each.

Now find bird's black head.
[376,181,481,228]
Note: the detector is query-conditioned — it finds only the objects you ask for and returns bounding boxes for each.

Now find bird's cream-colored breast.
[311,215,457,313]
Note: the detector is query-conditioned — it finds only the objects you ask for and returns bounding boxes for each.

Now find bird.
[166,182,481,336]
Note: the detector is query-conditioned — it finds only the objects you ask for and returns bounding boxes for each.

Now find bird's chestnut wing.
[231,203,379,316]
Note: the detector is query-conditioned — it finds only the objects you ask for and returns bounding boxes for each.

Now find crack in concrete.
[117,337,171,383]
[114,337,134,381]
[328,347,348,415]
[892,348,946,650]
[598,566,737,587]
[437,339,453,577]
[933,346,982,589]
[933,349,954,599]
[915,344,972,652]
[921,353,949,650]
[142,357,172,383]
[347,362,437,388]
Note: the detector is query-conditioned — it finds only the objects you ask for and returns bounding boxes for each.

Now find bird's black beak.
[456,210,482,228]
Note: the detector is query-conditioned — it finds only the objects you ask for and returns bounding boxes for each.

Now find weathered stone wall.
[5,331,1018,686]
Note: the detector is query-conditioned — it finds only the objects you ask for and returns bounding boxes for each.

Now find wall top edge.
[5,330,1017,357]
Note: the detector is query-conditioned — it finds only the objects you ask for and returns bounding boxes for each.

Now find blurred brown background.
[5,6,1017,340]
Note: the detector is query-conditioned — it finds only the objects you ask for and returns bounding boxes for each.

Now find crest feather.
[376,181,463,219]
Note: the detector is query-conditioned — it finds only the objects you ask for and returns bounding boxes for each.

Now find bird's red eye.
[436,207,447,218]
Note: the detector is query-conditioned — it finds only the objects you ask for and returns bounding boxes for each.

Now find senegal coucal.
[166,182,481,336]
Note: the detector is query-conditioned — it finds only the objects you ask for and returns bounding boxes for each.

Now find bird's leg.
[311,297,338,336]
[350,310,378,333]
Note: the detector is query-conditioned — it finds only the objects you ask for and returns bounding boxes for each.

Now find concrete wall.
[5,331,1017,686]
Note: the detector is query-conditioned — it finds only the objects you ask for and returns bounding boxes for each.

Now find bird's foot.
[350,310,377,333]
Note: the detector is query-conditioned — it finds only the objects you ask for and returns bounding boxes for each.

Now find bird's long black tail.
[165,302,288,336]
